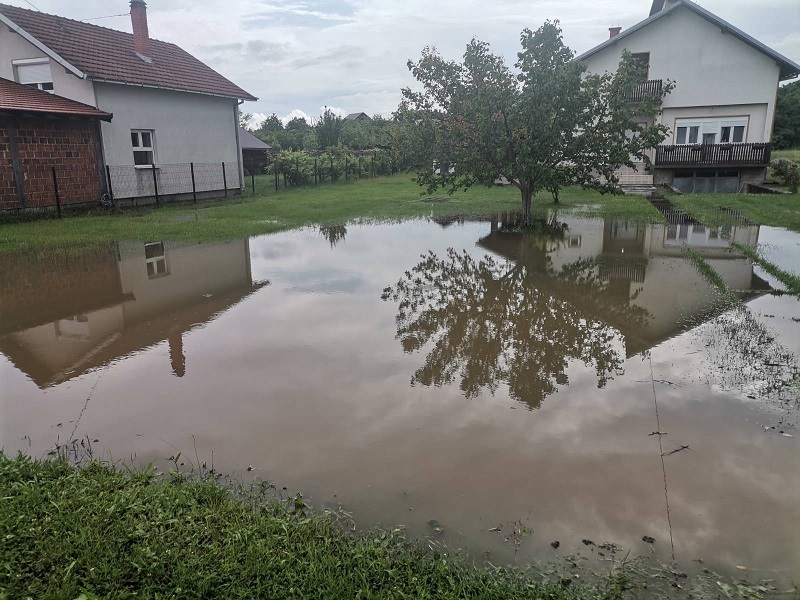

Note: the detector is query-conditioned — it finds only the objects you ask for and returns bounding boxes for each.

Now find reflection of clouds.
[2,220,798,584]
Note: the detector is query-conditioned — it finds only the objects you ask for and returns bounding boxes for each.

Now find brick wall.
[0,116,104,210]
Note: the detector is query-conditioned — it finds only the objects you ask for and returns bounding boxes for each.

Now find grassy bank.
[772,148,800,163]
[0,175,665,251]
[0,454,630,600]
[667,191,800,233]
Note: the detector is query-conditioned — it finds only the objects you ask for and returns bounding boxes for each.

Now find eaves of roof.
[575,0,800,81]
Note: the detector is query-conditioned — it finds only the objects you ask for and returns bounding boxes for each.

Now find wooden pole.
[275,157,279,191]
[51,167,61,218]
[222,162,228,198]
[190,162,197,203]
[151,163,159,206]
[105,165,114,202]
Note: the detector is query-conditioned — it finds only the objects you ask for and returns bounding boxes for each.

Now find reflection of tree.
[319,224,347,248]
[382,248,651,409]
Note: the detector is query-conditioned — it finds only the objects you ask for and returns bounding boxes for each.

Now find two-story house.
[577,0,800,194]
[0,1,256,206]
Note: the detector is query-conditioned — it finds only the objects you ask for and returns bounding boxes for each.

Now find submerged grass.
[0,175,664,251]
[0,453,632,600]
[667,191,800,233]
[731,242,800,295]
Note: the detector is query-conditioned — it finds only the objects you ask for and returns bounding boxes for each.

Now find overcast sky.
[6,0,800,126]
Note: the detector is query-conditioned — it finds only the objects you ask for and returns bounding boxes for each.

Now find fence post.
[372,151,375,177]
[251,162,255,196]
[151,163,159,206]
[190,162,197,203]
[51,166,62,218]
[346,156,349,180]
[358,155,362,179]
[330,155,333,183]
[275,157,279,191]
[315,157,318,186]
[295,156,299,186]
[105,165,114,203]
[222,162,228,199]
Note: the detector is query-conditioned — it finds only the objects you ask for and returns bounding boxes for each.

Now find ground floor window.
[673,169,739,194]
[131,129,156,166]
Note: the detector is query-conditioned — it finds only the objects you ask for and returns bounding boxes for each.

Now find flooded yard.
[1,211,798,590]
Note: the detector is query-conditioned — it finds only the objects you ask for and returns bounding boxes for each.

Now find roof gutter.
[89,77,257,102]
[0,13,86,79]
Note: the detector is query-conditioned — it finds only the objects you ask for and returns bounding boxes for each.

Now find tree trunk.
[521,187,532,226]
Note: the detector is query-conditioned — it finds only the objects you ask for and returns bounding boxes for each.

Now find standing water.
[1,213,798,591]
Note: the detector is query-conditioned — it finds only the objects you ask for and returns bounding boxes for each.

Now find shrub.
[770,158,800,192]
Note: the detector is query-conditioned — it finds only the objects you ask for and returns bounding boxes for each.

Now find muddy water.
[1,214,798,589]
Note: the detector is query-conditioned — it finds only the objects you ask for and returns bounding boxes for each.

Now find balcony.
[654,143,772,168]
[628,79,663,102]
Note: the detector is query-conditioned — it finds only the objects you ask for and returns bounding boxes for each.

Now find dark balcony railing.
[628,79,663,102]
[655,143,772,167]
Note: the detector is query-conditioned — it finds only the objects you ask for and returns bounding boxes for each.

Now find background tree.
[315,108,344,149]
[399,21,673,225]
[254,113,284,149]
[239,112,253,131]
[773,80,800,150]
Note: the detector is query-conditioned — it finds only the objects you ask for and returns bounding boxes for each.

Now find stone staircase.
[616,164,656,196]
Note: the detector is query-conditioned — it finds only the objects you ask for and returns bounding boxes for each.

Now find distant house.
[577,0,800,193]
[0,78,112,210]
[239,127,272,175]
[0,1,257,207]
[344,112,371,122]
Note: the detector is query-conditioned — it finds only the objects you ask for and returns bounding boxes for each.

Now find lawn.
[0,453,631,600]
[0,174,665,251]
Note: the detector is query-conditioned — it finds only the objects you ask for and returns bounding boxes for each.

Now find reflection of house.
[477,213,768,356]
[0,240,267,387]
[577,0,800,192]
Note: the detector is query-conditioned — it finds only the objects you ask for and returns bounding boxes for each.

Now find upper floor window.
[630,52,650,79]
[674,117,748,145]
[13,58,54,93]
[131,129,156,166]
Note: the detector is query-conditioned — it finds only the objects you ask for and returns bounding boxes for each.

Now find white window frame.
[144,242,169,279]
[131,129,156,167]
[13,58,54,93]
[674,117,748,145]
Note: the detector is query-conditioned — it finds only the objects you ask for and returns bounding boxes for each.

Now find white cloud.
[280,109,313,126]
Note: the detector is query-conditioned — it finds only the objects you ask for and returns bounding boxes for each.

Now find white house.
[0,1,257,202]
[577,0,800,194]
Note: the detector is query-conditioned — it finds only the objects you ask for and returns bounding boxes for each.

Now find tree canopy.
[398,21,673,224]
[774,80,800,150]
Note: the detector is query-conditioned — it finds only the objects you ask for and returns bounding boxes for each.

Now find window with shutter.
[14,60,54,93]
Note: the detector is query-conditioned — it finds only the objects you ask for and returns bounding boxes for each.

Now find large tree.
[773,80,800,150]
[399,21,673,224]
[315,107,344,149]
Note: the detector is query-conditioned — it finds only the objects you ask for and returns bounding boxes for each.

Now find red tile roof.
[0,78,113,120]
[0,3,257,100]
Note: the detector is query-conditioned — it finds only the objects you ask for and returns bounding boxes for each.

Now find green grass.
[0,175,665,252]
[0,453,631,599]
[772,149,800,163]
[667,192,800,233]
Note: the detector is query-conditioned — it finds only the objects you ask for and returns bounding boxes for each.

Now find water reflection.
[384,211,770,407]
[0,240,268,388]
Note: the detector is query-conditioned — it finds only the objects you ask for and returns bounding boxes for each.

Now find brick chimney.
[130,0,151,60]
[609,27,622,39]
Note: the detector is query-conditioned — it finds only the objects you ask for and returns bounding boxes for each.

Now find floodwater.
[1,211,799,591]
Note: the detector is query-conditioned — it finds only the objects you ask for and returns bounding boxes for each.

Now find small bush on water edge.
[0,453,634,599]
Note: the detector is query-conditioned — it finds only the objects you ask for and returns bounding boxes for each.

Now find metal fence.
[106,162,240,203]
